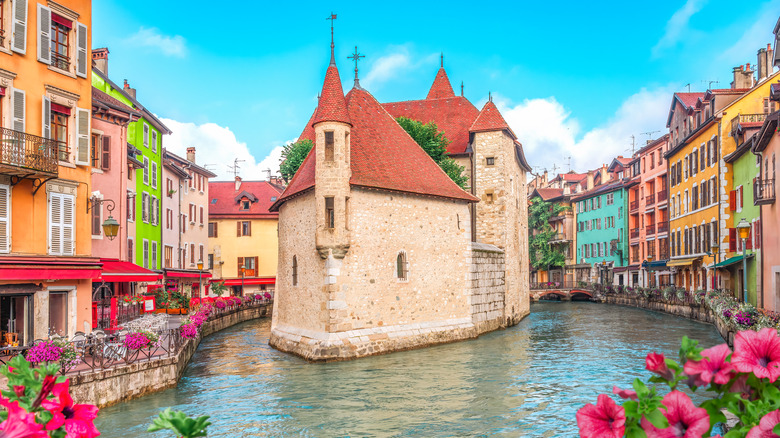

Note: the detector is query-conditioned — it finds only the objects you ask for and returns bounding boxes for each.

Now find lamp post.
[196,259,203,299]
[736,218,751,304]
[646,254,654,287]
[87,198,120,241]
[240,264,246,297]
[709,243,719,291]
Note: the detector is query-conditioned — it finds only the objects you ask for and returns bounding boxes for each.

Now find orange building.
[0,0,97,343]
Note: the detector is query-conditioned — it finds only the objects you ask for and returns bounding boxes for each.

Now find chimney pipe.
[758,45,773,82]
[92,48,109,76]
[235,176,242,191]
[123,79,137,100]
[186,147,196,163]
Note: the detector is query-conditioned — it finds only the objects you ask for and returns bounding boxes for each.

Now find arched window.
[396,251,408,281]
[292,256,298,286]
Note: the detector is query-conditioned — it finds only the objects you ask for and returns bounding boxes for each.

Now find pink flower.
[747,410,780,438]
[641,391,710,438]
[646,352,674,380]
[612,386,638,400]
[41,380,100,438]
[732,328,780,382]
[729,375,754,400]
[683,343,735,385]
[0,397,48,438]
[576,394,626,438]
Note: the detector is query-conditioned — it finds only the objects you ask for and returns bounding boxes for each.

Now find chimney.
[543,170,548,186]
[758,44,773,82]
[731,64,755,89]
[586,172,594,190]
[92,48,109,76]
[235,176,242,191]
[123,79,137,100]
[186,147,196,163]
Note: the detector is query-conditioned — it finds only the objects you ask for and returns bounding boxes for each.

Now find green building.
[573,181,629,285]
[721,139,761,305]
[92,69,171,270]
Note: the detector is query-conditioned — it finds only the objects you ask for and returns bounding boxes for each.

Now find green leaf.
[644,410,669,429]
[625,423,648,438]
[773,423,780,435]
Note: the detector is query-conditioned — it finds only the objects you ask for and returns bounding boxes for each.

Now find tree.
[528,197,569,271]
[396,117,469,189]
[279,139,313,183]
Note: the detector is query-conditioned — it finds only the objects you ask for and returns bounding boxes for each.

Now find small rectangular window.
[486,157,495,166]
[325,131,334,162]
[325,197,335,228]
[208,222,218,237]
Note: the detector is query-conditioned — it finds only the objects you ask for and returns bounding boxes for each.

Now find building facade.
[753,104,780,311]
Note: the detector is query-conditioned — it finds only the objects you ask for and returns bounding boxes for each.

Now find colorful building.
[0,0,99,342]
[208,177,283,296]
[626,135,671,287]
[528,187,578,285]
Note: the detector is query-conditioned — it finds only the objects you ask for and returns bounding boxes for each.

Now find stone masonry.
[468,242,507,333]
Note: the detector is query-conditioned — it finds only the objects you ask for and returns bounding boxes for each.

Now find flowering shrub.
[214,299,227,310]
[26,341,62,365]
[577,328,780,437]
[124,331,159,350]
[234,296,242,306]
[263,291,272,300]
[734,310,757,329]
[180,323,197,340]
[190,313,208,328]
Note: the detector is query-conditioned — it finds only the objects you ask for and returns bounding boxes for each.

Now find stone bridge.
[530,282,599,301]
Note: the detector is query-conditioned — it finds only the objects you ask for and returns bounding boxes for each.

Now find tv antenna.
[626,135,637,155]
[227,158,245,178]
[641,130,660,141]
[563,156,572,172]
[684,83,691,92]
[203,164,217,171]
[702,80,719,90]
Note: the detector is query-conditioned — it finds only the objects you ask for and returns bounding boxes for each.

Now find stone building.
[269,43,531,360]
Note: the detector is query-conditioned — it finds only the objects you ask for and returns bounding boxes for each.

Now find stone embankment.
[600,295,734,346]
[69,304,271,408]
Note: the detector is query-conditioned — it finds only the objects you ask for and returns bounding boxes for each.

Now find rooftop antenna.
[326,12,337,64]
[685,83,691,92]
[550,163,559,174]
[347,46,365,88]
[629,135,637,155]
[228,158,245,178]
[702,80,719,90]
[641,130,661,142]
[563,156,572,172]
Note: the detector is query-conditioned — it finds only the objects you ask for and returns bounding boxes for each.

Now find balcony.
[731,113,767,137]
[646,224,656,235]
[657,190,667,203]
[630,228,640,239]
[755,179,775,205]
[0,127,61,179]
[646,193,655,205]
[630,200,639,212]
[549,233,571,244]
[657,221,669,234]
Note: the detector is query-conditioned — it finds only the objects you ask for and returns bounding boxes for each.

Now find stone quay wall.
[602,295,735,346]
[468,242,507,334]
[69,304,271,408]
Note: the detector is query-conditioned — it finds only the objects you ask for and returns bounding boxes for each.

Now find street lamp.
[736,218,751,304]
[646,254,654,287]
[196,259,203,299]
[240,264,246,297]
[709,243,719,291]
[87,198,120,241]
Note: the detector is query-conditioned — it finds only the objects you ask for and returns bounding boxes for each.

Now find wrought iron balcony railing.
[646,193,655,205]
[657,190,667,202]
[646,224,656,235]
[755,179,775,205]
[0,127,61,177]
[630,200,639,212]
[657,221,669,233]
[630,228,640,239]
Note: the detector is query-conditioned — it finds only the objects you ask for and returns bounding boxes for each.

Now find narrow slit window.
[396,252,408,281]
[325,131,334,162]
[325,197,335,228]
[292,256,298,286]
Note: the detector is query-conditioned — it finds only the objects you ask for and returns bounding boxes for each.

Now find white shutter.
[151,242,157,269]
[41,96,51,139]
[143,157,149,184]
[151,130,157,152]
[0,185,10,253]
[75,108,90,165]
[11,0,28,54]
[62,194,74,255]
[11,88,25,133]
[151,162,157,188]
[76,22,88,78]
[36,4,51,64]
[143,124,149,148]
[143,240,149,268]
[49,193,62,255]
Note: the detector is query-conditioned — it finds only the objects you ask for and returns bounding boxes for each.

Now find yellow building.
[207,177,283,296]
[665,62,780,293]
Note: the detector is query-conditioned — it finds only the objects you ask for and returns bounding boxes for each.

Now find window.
[486,192,494,203]
[238,221,251,236]
[91,133,100,168]
[325,197,335,228]
[141,193,149,222]
[143,157,149,185]
[90,199,101,237]
[486,157,495,166]
[396,251,408,281]
[142,240,149,268]
[208,222,218,237]
[151,162,158,188]
[51,18,70,70]
[48,192,74,256]
[127,193,135,222]
[189,203,195,223]
[764,98,777,115]
[650,153,655,169]
[0,184,9,253]
[325,131,334,161]
[51,108,69,162]
[151,130,158,153]
[190,243,195,265]
[199,245,204,265]
[199,206,204,226]
[164,246,173,268]
[165,208,172,230]
[151,241,157,270]
[240,200,250,210]
[606,193,614,205]
[143,123,149,148]
[48,292,69,337]
[207,254,214,270]
[150,196,158,225]
[127,238,133,261]
[166,178,173,198]
[292,256,298,286]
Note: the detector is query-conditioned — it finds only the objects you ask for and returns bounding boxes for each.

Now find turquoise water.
[94,302,725,437]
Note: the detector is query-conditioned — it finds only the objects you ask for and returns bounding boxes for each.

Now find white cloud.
[160,118,287,181]
[720,0,780,62]
[652,0,707,58]
[499,86,674,175]
[128,27,187,58]
[362,47,438,90]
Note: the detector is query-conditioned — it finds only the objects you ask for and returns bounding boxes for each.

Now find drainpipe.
[717,119,723,292]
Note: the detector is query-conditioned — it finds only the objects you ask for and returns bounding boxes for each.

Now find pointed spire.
[313,44,351,126]
[461,81,464,97]
[327,13,337,65]
[426,65,456,100]
[440,52,444,68]
[470,99,513,136]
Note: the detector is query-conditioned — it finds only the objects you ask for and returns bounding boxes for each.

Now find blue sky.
[92,0,780,179]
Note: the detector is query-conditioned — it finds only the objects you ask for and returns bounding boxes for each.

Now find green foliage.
[148,408,211,437]
[279,139,314,183]
[528,197,568,270]
[210,281,227,298]
[396,117,469,189]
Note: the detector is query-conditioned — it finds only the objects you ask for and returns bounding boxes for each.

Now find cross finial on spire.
[347,46,365,88]
[327,13,337,65]
[440,52,444,68]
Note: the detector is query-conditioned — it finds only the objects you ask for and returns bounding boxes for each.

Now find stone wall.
[68,304,271,408]
[468,242,506,333]
[602,295,734,346]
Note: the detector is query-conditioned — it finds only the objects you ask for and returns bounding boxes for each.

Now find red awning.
[51,13,72,29]
[1,267,100,280]
[217,278,276,286]
[96,259,162,282]
[164,270,213,279]
[0,87,5,97]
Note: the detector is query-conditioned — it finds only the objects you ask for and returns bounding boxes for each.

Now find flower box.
[167,308,181,315]
[154,309,167,314]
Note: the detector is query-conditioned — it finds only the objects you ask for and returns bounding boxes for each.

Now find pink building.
[753,105,780,310]
[626,135,671,287]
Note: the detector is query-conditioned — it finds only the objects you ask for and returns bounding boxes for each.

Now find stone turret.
[313,51,352,260]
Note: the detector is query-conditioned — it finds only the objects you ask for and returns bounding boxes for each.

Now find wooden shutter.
[151,162,157,188]
[0,185,9,253]
[11,0,27,54]
[700,146,706,169]
[143,157,149,184]
[747,225,754,250]
[237,257,244,276]
[36,4,51,64]
[199,206,203,225]
[729,190,736,210]
[237,221,241,236]
[49,193,62,255]
[728,228,737,252]
[143,124,149,148]
[101,136,110,170]
[75,108,90,165]
[76,23,88,78]
[152,130,158,152]
[247,221,252,236]
[41,96,51,139]
[756,220,762,249]
[11,88,25,132]
[738,186,743,209]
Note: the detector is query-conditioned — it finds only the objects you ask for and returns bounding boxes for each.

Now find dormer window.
[240,200,251,210]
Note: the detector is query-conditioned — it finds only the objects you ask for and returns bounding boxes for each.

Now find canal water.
[95,302,725,437]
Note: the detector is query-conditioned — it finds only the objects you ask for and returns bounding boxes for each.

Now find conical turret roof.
[426,68,456,100]
[312,63,351,126]
[470,99,513,136]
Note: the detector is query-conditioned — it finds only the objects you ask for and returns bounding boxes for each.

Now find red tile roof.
[470,100,515,137]
[676,92,705,109]
[209,180,283,218]
[553,172,587,182]
[531,188,564,201]
[299,109,316,142]
[382,96,479,155]
[426,68,456,100]
[312,64,351,126]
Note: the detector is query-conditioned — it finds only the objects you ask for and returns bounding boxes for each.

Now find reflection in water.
[95,302,725,437]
